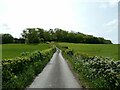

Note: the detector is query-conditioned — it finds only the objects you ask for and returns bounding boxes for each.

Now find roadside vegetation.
[57,43,120,89]
[2,46,55,89]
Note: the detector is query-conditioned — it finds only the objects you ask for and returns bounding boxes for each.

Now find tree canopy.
[1,34,14,44]
[21,28,112,44]
[1,28,112,44]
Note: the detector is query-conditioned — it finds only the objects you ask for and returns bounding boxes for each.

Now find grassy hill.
[2,43,50,59]
[58,43,119,61]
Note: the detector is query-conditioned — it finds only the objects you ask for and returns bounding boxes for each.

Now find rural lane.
[27,48,81,88]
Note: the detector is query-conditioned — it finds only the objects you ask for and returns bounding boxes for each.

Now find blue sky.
[72,1,118,43]
[0,0,119,43]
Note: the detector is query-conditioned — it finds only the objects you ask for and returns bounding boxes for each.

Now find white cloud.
[109,0,118,7]
[99,0,119,8]
[99,4,108,8]
[73,0,119,3]
[106,19,118,28]
[0,23,9,31]
[104,19,118,33]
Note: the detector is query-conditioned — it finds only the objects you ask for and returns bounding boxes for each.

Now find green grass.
[58,43,119,61]
[2,43,50,59]
[0,44,2,60]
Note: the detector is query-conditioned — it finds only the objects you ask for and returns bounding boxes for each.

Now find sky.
[0,0,119,44]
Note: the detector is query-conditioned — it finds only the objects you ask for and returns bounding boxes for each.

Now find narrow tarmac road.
[27,49,81,88]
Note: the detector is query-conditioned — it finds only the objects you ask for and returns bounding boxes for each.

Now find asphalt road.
[27,49,81,88]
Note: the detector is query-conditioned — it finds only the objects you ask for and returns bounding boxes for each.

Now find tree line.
[1,28,112,44]
[0,34,25,44]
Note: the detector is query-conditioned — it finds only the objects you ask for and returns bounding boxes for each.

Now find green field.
[2,43,119,60]
[58,43,119,61]
[0,44,1,61]
[2,44,50,59]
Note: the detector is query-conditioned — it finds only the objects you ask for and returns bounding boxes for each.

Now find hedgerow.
[64,49,120,89]
[2,47,55,89]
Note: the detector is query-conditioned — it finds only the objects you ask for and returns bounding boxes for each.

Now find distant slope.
[2,44,49,59]
[58,43,118,60]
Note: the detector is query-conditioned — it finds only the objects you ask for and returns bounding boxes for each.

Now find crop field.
[58,43,119,61]
[2,44,50,59]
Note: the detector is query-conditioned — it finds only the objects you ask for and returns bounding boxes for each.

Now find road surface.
[27,49,81,88]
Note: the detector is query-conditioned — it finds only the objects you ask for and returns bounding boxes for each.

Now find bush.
[2,47,55,89]
[64,49,120,89]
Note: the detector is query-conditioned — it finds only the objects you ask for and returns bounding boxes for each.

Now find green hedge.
[63,49,120,89]
[2,47,55,89]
